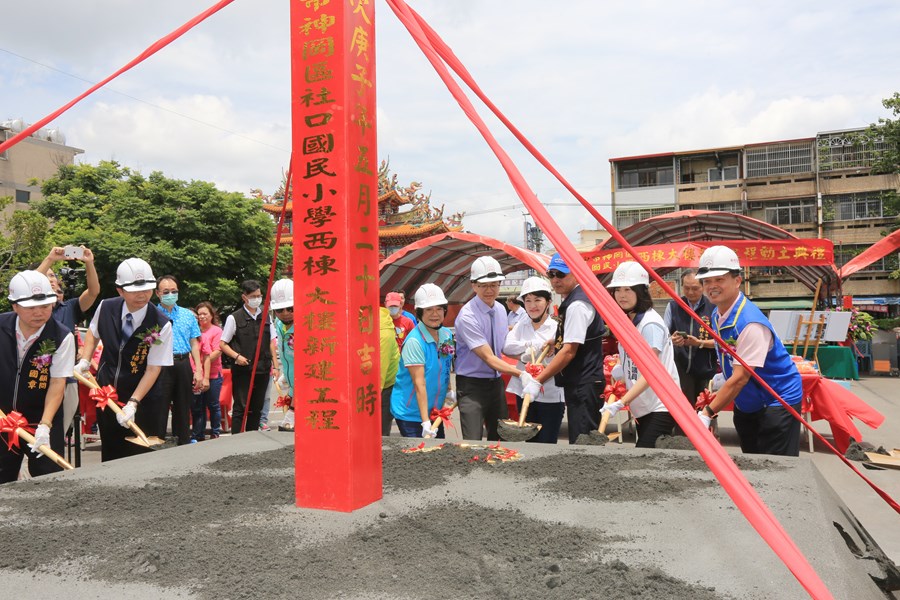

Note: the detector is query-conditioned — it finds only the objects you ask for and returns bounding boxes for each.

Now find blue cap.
[547,253,571,274]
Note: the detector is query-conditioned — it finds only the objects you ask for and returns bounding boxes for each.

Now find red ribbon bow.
[696,389,717,410]
[603,381,627,401]
[275,395,293,409]
[90,385,123,410]
[0,411,33,450]
[524,363,544,377]
[429,406,456,430]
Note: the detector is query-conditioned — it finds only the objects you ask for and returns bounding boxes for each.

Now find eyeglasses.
[274,306,294,314]
[474,282,500,289]
[546,270,568,279]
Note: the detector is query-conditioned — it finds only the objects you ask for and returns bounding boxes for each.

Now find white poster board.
[769,310,852,344]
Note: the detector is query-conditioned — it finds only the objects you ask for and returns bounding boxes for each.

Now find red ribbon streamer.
[275,395,293,409]
[0,411,33,450]
[384,2,843,595]
[0,0,237,156]
[90,385,123,410]
[604,381,627,402]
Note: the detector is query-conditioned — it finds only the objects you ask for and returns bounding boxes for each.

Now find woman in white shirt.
[601,262,679,448]
[502,277,565,443]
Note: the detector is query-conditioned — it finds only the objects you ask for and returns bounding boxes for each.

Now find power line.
[0,46,290,153]
[465,202,611,217]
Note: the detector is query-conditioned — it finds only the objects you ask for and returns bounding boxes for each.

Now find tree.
[35,161,278,311]
[868,92,900,176]
[0,196,50,312]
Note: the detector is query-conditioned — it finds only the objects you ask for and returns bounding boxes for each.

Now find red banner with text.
[584,239,834,274]
[290,0,381,512]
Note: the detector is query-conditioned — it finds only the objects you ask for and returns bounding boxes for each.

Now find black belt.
[173,352,190,360]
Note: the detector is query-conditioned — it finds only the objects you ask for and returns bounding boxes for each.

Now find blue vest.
[0,312,71,425]
[390,326,452,422]
[96,297,169,399]
[713,294,802,412]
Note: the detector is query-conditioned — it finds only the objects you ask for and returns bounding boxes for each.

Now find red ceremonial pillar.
[290,0,381,511]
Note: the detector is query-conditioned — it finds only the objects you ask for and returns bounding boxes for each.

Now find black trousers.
[677,368,712,408]
[381,385,395,436]
[0,410,64,484]
[456,375,507,441]
[515,395,565,444]
[563,380,603,444]
[96,375,157,462]
[733,402,802,457]
[231,368,269,434]
[154,357,194,445]
[635,411,677,448]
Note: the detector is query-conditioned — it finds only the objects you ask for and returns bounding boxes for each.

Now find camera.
[58,267,85,299]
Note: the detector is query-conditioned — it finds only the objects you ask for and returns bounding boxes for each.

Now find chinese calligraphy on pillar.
[291,0,381,512]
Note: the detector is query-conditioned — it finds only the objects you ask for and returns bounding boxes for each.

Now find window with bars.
[746,141,814,178]
[615,206,671,229]
[834,244,898,272]
[703,201,743,213]
[763,198,816,225]
[817,132,894,171]
[824,191,897,221]
[617,164,674,189]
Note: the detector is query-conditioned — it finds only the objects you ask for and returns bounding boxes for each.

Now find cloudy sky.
[2,0,898,248]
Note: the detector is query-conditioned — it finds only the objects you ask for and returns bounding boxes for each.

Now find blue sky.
[2,0,898,247]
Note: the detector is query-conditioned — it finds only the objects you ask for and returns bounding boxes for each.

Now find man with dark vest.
[694,246,803,456]
[219,280,272,434]
[664,269,718,407]
[523,253,606,444]
[0,271,75,483]
[76,258,173,462]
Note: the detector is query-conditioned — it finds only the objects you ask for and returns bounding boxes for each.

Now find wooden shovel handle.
[425,401,456,439]
[535,344,551,365]
[598,396,614,434]
[72,371,152,446]
[0,408,73,470]
[517,394,533,427]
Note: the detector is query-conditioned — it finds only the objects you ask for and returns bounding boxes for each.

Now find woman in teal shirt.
[390,284,455,438]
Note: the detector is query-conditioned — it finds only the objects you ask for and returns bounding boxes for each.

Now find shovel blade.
[497,419,541,442]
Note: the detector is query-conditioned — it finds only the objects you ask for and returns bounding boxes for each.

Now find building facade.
[1,120,83,223]
[609,128,900,310]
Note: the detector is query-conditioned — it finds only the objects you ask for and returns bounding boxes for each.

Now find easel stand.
[791,279,826,371]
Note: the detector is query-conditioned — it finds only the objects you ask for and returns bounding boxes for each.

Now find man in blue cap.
[522,253,606,443]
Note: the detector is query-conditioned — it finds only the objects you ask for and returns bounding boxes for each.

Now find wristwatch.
[703,405,717,419]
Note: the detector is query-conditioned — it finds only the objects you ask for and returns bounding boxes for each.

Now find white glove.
[29,424,51,458]
[610,364,624,382]
[281,409,295,429]
[445,389,457,405]
[421,421,438,438]
[710,373,726,392]
[697,411,712,429]
[74,358,91,376]
[600,400,625,418]
[521,376,542,399]
[117,400,137,428]
[275,374,289,390]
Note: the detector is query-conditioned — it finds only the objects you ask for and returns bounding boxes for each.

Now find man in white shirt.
[77,258,173,462]
[1,270,75,482]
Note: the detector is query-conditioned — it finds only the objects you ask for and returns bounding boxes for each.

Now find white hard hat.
[115,258,157,292]
[8,270,56,307]
[607,261,649,288]
[270,278,293,310]
[695,245,741,279]
[414,283,448,309]
[470,256,504,283]
[517,276,552,301]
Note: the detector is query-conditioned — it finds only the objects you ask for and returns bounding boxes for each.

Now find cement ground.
[4,375,899,599]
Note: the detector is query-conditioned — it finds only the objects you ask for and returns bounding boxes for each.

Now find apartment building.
[0,120,83,223]
[609,128,900,311]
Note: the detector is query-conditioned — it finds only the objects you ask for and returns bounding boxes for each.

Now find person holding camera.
[36,245,100,435]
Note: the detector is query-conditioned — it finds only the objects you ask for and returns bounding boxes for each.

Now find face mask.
[247,297,263,310]
[388,306,401,316]
[160,292,178,306]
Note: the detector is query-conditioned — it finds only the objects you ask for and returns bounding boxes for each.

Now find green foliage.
[0,196,50,312]
[867,92,900,176]
[837,307,877,342]
[35,161,278,310]
[873,317,900,331]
